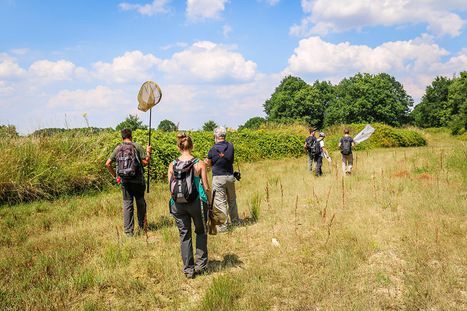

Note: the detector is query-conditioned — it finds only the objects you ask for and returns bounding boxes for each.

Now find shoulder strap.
[214,144,228,157]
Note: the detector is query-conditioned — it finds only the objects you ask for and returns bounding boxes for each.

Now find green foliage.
[411,71,467,134]
[201,273,243,310]
[116,114,147,132]
[325,73,413,127]
[1,124,426,204]
[264,75,330,128]
[264,73,413,128]
[157,119,177,132]
[238,117,267,130]
[202,120,218,132]
[0,124,18,138]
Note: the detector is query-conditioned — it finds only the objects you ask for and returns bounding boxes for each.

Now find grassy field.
[0,131,465,310]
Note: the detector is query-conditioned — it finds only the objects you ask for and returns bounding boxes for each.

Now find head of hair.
[309,128,316,134]
[344,128,350,134]
[177,133,193,151]
[121,128,132,140]
[213,126,226,139]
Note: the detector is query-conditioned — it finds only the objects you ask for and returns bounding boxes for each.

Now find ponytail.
[177,133,193,151]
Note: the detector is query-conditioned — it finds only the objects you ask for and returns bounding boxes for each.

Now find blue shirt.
[207,141,234,176]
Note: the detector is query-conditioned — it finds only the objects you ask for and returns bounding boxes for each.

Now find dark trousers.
[171,198,208,275]
[120,179,146,234]
[315,156,323,176]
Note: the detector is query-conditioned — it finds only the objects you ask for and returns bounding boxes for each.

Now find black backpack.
[170,158,199,203]
[307,137,320,156]
[116,143,141,178]
[341,137,352,155]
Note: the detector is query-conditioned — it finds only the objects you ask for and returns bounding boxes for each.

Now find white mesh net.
[354,124,375,144]
[137,81,162,112]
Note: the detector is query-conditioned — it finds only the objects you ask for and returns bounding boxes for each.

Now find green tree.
[447,71,467,133]
[411,75,454,128]
[264,75,330,127]
[116,114,147,132]
[0,124,19,138]
[238,117,267,130]
[158,119,177,132]
[202,120,218,132]
[325,73,413,127]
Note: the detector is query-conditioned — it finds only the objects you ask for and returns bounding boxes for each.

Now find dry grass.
[0,132,466,310]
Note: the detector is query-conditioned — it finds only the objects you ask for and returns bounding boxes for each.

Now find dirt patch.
[417,173,434,180]
[391,170,411,178]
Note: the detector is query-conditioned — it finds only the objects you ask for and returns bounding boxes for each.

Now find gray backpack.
[170,158,199,203]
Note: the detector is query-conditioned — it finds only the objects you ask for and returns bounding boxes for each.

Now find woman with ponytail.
[168,133,212,279]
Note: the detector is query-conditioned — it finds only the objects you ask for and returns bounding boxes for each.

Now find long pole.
[147,108,152,193]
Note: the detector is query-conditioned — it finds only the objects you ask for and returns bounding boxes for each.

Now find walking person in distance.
[338,128,355,175]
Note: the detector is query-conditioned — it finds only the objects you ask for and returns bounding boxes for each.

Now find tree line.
[242,72,466,134]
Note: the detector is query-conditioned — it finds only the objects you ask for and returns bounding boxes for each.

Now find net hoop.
[137,81,162,112]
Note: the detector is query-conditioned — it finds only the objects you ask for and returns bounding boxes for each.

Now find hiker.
[204,126,242,233]
[304,129,319,173]
[338,128,355,175]
[105,128,152,237]
[315,132,329,176]
[168,133,212,279]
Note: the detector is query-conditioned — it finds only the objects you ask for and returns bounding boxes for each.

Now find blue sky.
[1,0,466,134]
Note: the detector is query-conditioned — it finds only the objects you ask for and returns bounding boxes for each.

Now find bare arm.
[338,142,342,149]
[105,158,116,178]
[141,144,152,165]
[167,161,173,185]
[198,161,212,206]
[204,158,212,167]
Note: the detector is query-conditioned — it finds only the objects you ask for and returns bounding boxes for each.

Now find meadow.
[0,129,465,310]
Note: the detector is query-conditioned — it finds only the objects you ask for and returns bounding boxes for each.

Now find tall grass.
[1,130,462,310]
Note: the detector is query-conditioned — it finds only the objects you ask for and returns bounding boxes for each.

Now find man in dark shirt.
[338,128,355,175]
[204,126,241,233]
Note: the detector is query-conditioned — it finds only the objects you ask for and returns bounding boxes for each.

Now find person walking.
[315,132,329,176]
[204,126,241,233]
[338,128,355,175]
[105,128,152,237]
[304,129,319,173]
[168,133,212,279]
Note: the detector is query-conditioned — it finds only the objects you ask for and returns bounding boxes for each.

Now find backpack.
[115,143,141,178]
[170,158,199,203]
[341,137,352,155]
[307,137,320,156]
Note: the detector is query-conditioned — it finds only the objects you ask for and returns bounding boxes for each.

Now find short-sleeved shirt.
[109,142,146,182]
[318,139,325,157]
[339,136,355,154]
[207,140,234,176]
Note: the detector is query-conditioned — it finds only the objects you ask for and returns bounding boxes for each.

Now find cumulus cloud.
[158,41,257,83]
[28,60,77,83]
[285,34,467,100]
[48,86,130,110]
[118,0,171,16]
[291,0,467,37]
[186,0,229,22]
[91,51,161,83]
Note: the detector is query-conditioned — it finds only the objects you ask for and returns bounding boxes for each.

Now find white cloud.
[292,0,467,37]
[222,24,232,39]
[286,35,467,101]
[28,60,76,83]
[186,0,229,22]
[0,60,26,79]
[91,51,161,83]
[118,0,171,16]
[158,41,257,83]
[48,86,130,110]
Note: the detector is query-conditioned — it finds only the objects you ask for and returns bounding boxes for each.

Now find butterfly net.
[137,81,162,112]
[354,124,375,144]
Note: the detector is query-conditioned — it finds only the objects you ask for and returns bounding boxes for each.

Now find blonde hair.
[177,133,193,151]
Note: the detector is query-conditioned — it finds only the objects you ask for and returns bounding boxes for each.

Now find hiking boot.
[185,272,195,279]
[232,218,244,226]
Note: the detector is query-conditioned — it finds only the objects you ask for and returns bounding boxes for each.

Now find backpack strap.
[214,144,228,157]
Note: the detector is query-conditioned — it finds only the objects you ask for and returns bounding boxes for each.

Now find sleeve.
[320,140,325,148]
[207,147,215,160]
[339,137,343,144]
[134,143,146,160]
[109,146,119,161]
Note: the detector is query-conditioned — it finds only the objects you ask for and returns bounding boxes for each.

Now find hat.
[319,132,325,137]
